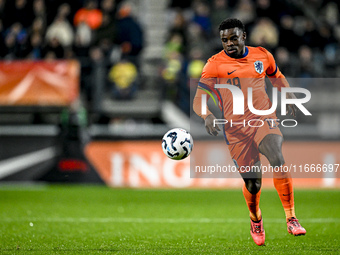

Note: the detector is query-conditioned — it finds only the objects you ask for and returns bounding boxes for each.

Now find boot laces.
[253,223,262,233]
[289,218,301,228]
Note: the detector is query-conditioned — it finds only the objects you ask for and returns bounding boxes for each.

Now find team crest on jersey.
[254,61,264,74]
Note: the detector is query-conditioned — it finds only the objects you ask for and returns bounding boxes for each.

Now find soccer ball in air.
[162,128,193,160]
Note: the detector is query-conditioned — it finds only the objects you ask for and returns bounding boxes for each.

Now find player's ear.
[242,32,246,41]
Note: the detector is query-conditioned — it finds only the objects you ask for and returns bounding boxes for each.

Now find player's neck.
[235,46,246,58]
[228,46,247,59]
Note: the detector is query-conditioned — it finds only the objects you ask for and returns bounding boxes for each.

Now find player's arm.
[265,50,297,117]
[193,85,221,136]
[284,91,297,117]
[193,59,221,136]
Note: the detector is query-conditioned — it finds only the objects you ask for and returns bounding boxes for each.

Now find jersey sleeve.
[193,86,213,120]
[193,58,218,120]
[265,49,278,77]
[199,59,218,90]
[265,49,290,91]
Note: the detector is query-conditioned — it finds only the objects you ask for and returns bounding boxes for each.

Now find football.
[162,128,193,160]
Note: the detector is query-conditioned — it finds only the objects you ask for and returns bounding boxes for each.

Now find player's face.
[220,28,246,58]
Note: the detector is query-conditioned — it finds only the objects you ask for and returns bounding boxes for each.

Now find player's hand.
[205,114,221,136]
[286,104,297,117]
[286,92,297,117]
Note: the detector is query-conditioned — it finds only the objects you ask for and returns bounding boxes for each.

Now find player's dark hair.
[219,18,245,32]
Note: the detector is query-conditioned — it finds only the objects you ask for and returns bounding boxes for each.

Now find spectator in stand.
[249,17,279,51]
[321,1,339,27]
[187,22,211,59]
[4,22,28,58]
[297,45,316,78]
[162,19,184,90]
[274,47,299,78]
[317,23,336,51]
[30,17,45,35]
[33,0,46,26]
[210,0,231,36]
[2,32,18,59]
[176,47,204,115]
[186,47,205,79]
[43,36,64,58]
[73,22,92,58]
[332,24,340,60]
[94,13,117,58]
[333,24,340,42]
[101,0,117,16]
[26,31,43,59]
[108,59,138,100]
[167,10,188,56]
[164,33,185,59]
[83,46,105,102]
[95,0,119,62]
[74,0,103,30]
[255,0,280,24]
[192,1,212,38]
[115,1,144,65]
[58,3,73,23]
[278,15,301,52]
[161,50,183,100]
[166,0,192,28]
[301,18,320,48]
[45,10,74,48]
[232,0,255,27]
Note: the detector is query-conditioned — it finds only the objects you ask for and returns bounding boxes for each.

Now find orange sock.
[242,184,262,221]
[273,165,296,220]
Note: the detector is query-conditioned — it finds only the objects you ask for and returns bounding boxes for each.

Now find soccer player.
[193,18,306,246]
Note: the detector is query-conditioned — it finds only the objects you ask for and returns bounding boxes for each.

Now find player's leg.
[240,162,262,221]
[229,141,265,245]
[240,162,265,246]
[258,133,306,235]
[258,133,285,167]
[229,141,263,221]
[258,134,295,218]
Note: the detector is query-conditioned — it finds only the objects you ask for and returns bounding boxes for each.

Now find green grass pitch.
[0,185,339,254]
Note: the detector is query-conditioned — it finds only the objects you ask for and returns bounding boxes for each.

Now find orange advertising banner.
[85,141,340,189]
[0,60,80,105]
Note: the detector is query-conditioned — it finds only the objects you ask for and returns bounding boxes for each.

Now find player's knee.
[259,134,283,156]
[246,178,262,194]
[259,140,284,167]
[268,153,285,168]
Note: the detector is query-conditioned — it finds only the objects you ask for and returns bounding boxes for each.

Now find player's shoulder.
[248,46,271,56]
[247,46,274,61]
[206,50,226,63]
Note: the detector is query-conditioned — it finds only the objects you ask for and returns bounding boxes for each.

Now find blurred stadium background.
[0,0,339,188]
[1,0,340,254]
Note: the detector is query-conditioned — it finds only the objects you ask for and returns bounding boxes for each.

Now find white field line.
[1,217,340,224]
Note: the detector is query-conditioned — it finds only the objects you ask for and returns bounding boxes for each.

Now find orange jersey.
[195,46,289,144]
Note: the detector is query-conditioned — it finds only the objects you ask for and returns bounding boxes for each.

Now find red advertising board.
[85,141,340,189]
[0,60,80,105]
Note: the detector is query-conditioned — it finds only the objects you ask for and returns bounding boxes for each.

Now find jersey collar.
[224,46,249,58]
